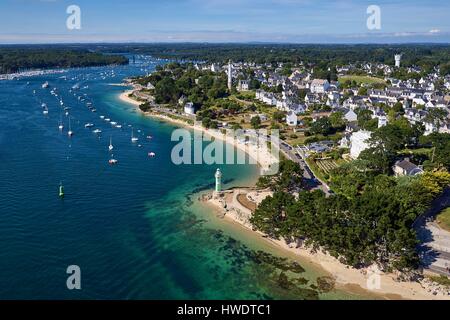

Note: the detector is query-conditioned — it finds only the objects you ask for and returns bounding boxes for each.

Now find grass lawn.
[427,275,450,288]
[339,75,386,85]
[436,207,450,232]
[399,147,432,157]
[305,158,329,183]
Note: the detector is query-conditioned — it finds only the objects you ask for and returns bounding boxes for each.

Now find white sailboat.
[108,137,114,152]
[41,103,48,115]
[58,114,64,130]
[131,129,138,143]
[68,117,74,137]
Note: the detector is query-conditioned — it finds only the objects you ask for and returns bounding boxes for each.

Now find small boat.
[131,129,138,143]
[146,135,153,139]
[93,129,102,134]
[100,115,105,119]
[59,115,64,130]
[84,123,94,128]
[42,81,49,89]
[59,182,64,198]
[110,121,117,126]
[148,152,156,158]
[105,118,111,122]
[91,109,96,113]
[108,137,114,152]
[43,108,49,115]
[68,117,74,137]
[109,158,118,165]
[115,125,122,129]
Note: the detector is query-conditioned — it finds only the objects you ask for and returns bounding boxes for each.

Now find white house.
[184,102,196,115]
[286,111,298,126]
[344,109,358,122]
[393,159,423,177]
[237,80,250,91]
[310,79,330,94]
[377,115,388,128]
[350,130,372,159]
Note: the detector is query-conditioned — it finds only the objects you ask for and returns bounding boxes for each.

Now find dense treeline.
[252,124,450,272]
[136,62,228,105]
[136,62,232,128]
[252,161,450,272]
[98,43,450,75]
[0,46,128,74]
[3,43,449,75]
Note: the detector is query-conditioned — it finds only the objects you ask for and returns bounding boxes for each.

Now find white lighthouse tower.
[215,168,222,193]
[227,61,233,91]
[394,54,402,68]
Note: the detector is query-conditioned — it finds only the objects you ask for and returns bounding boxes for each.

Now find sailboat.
[131,129,139,143]
[58,114,64,131]
[68,117,74,137]
[108,137,114,152]
[59,182,65,198]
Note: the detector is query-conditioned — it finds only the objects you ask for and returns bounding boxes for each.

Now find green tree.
[310,117,333,136]
[250,115,262,129]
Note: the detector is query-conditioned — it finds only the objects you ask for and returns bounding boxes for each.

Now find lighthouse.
[227,61,232,91]
[215,168,222,193]
[394,54,402,68]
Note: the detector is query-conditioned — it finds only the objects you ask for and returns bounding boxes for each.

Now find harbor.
[0,57,359,299]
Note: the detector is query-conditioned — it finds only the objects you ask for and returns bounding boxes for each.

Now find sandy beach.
[118,89,278,172]
[119,90,141,106]
[206,191,449,300]
[118,87,449,301]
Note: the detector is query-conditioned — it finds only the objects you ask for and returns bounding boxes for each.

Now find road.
[277,139,331,195]
[415,188,450,277]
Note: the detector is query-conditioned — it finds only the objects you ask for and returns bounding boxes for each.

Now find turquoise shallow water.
[0,57,368,299]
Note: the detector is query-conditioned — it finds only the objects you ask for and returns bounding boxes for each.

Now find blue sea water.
[0,57,367,299]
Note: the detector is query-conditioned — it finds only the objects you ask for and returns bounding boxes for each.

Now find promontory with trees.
[0,45,128,74]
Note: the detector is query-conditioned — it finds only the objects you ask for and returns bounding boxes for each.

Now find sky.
[0,0,449,44]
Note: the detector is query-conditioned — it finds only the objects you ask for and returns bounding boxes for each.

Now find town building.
[310,79,330,94]
[237,80,249,91]
[184,102,196,115]
[393,159,423,177]
[350,130,372,159]
[286,111,298,126]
